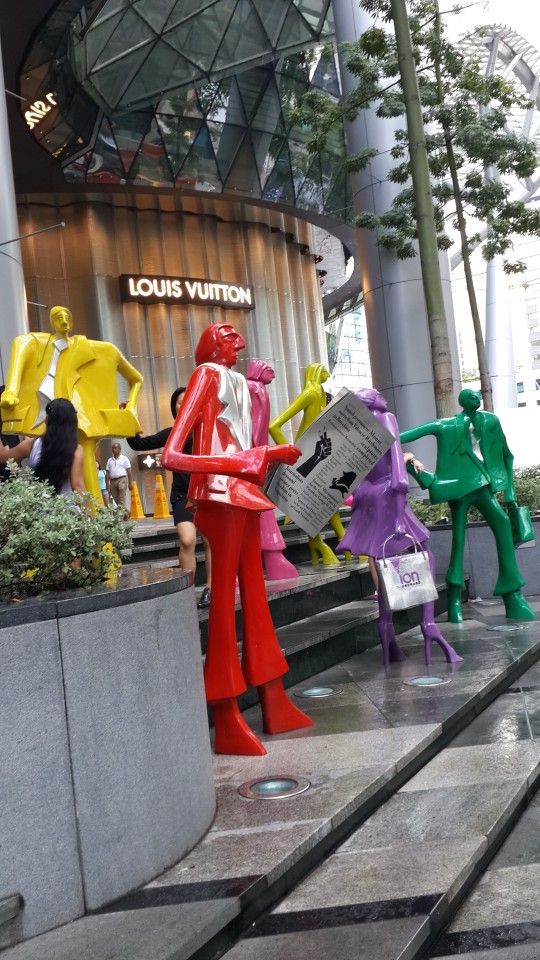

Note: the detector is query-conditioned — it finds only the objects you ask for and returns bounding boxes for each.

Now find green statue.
[400,389,535,624]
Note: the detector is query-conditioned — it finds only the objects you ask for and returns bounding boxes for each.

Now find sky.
[443,0,540,47]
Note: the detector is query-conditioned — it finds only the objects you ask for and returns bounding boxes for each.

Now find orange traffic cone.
[129,481,145,520]
[153,474,171,519]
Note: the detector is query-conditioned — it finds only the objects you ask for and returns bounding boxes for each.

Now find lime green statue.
[400,389,535,623]
[269,363,357,566]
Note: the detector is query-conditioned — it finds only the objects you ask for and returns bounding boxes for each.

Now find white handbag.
[375,534,438,612]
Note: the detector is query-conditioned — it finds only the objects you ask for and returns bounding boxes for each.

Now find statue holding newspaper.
[269,364,360,565]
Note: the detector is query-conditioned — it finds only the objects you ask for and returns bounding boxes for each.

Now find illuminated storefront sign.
[25,93,57,129]
[119,274,254,309]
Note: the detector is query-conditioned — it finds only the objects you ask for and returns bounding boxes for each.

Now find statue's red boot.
[258,678,314,735]
[212,698,266,756]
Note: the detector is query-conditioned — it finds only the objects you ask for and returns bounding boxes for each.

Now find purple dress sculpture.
[246,360,299,581]
[339,389,462,666]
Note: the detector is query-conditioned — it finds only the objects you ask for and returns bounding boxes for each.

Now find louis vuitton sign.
[120,274,254,309]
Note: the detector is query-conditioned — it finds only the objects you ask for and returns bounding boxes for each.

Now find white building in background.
[327,306,372,393]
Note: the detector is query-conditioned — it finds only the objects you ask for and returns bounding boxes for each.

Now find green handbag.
[508,502,535,546]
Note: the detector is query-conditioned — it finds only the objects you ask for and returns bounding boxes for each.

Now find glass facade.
[326,306,372,392]
[20,0,351,222]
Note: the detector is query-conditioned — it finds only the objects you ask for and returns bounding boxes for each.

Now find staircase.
[6,518,539,960]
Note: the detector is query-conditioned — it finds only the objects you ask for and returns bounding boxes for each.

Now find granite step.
[198,562,376,650]
[5,604,540,960]
[427,675,540,960]
[224,621,540,960]
[237,582,452,711]
[128,513,354,579]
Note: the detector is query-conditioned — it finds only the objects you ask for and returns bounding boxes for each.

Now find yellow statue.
[0,306,143,502]
[269,362,353,566]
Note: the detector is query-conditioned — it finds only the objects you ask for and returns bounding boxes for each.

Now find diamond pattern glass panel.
[251,80,285,135]
[164,8,227,72]
[130,118,174,187]
[236,69,272,123]
[165,0,223,30]
[121,41,199,110]
[72,10,124,75]
[296,154,324,211]
[261,139,295,203]
[256,3,289,46]
[324,168,352,220]
[87,116,126,183]
[158,86,203,120]
[92,9,153,71]
[201,78,244,125]
[134,0,177,34]
[276,7,314,50]
[223,135,259,196]
[20,0,352,223]
[111,109,153,174]
[91,42,156,111]
[293,0,325,32]
[311,50,340,98]
[156,114,203,176]
[62,150,92,181]
[209,121,244,181]
[213,0,271,72]
[184,125,222,191]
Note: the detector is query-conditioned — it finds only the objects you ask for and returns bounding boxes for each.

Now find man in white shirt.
[106,442,132,518]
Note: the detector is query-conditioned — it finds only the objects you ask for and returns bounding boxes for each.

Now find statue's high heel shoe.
[262,551,299,581]
[503,590,536,621]
[378,620,406,665]
[446,583,463,624]
[258,678,314,734]
[308,534,340,567]
[420,621,463,665]
[212,699,267,756]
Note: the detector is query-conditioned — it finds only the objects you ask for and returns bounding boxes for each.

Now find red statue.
[162,323,313,755]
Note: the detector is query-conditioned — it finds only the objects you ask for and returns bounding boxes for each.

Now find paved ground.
[4,595,540,959]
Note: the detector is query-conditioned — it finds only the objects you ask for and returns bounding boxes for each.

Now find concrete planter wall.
[0,568,215,948]
[427,517,540,598]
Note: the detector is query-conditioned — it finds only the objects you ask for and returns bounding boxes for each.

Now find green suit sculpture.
[400,389,535,624]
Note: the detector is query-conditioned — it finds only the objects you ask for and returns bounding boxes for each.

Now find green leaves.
[0,467,133,602]
[296,0,540,278]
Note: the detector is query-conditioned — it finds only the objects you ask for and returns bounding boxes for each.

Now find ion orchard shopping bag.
[375,534,439,612]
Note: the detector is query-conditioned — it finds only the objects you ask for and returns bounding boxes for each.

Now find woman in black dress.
[127,388,211,607]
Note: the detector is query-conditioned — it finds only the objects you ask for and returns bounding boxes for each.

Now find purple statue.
[338,389,462,666]
[246,360,299,581]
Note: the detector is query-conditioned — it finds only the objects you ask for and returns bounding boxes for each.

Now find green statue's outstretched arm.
[400,420,444,490]
[399,420,442,445]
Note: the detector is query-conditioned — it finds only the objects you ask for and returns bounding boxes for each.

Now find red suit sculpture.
[162,323,312,756]
[246,359,299,582]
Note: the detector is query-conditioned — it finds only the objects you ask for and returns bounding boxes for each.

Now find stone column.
[0,34,28,383]
[331,0,460,443]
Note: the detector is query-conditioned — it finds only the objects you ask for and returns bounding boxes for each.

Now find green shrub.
[409,465,540,525]
[408,498,450,525]
[513,467,540,515]
[0,465,133,601]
